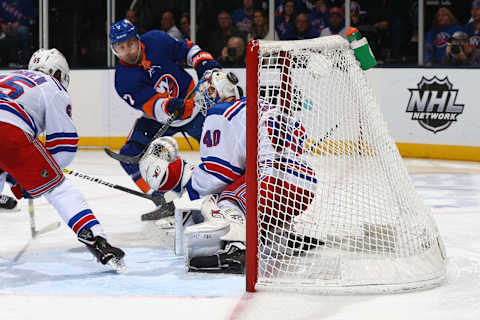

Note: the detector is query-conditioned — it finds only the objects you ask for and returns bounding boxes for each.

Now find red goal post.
[245,36,446,294]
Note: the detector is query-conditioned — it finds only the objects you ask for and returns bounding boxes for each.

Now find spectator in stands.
[179,12,191,39]
[442,30,480,66]
[346,1,362,28]
[218,36,246,67]
[0,0,34,66]
[248,9,278,41]
[178,12,208,48]
[275,0,306,17]
[320,7,346,38]
[125,9,136,25]
[309,0,329,35]
[276,0,297,40]
[231,0,255,35]
[468,1,480,23]
[425,0,470,28]
[424,7,463,66]
[325,0,344,9]
[209,11,246,61]
[130,0,164,33]
[161,11,183,41]
[465,2,480,48]
[360,0,395,62]
[466,18,480,48]
[292,13,319,40]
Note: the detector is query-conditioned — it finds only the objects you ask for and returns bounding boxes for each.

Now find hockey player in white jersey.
[139,69,317,273]
[0,48,125,272]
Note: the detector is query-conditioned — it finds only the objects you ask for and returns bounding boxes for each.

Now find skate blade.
[108,258,127,273]
[0,207,21,213]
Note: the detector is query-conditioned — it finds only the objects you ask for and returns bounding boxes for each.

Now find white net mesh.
[252,36,446,294]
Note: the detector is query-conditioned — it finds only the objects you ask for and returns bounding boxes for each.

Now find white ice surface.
[1,151,480,320]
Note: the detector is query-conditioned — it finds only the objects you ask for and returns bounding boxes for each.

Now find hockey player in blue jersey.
[109,19,222,220]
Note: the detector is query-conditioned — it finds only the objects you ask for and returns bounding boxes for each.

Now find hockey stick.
[104,109,180,164]
[63,168,166,203]
[306,123,340,154]
[104,83,201,164]
[12,199,61,263]
[28,199,62,237]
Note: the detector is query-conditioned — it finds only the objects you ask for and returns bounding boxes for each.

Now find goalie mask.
[28,48,70,89]
[196,70,243,114]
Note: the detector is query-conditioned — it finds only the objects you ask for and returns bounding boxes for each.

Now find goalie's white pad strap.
[200,196,246,242]
[218,207,246,242]
[184,220,229,259]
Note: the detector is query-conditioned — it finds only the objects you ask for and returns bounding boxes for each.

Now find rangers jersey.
[185,97,316,200]
[114,30,205,127]
[0,70,78,169]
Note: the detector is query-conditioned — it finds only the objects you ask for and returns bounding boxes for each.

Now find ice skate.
[0,194,19,212]
[78,228,126,273]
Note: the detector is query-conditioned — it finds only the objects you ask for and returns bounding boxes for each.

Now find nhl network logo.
[406,76,464,133]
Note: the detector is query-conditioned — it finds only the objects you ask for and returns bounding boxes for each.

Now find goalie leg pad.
[184,219,230,259]
[199,195,246,242]
[188,241,246,274]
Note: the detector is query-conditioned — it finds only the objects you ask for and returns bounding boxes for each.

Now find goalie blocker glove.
[188,242,246,274]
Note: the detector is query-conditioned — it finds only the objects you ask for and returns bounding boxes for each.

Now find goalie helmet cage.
[245,36,447,295]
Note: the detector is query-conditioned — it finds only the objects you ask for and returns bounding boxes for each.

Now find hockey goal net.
[245,36,446,294]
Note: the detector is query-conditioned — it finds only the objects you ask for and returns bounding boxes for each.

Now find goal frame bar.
[246,40,259,293]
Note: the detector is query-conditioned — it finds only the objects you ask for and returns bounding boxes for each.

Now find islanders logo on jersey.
[154,74,179,98]
[469,35,480,48]
[434,32,451,48]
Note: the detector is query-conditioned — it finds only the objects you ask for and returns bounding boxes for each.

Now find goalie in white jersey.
[0,49,125,272]
[139,69,317,273]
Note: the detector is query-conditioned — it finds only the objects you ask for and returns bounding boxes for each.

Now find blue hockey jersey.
[114,30,205,127]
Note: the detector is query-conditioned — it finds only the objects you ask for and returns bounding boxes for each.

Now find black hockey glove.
[195,58,222,80]
[166,98,194,120]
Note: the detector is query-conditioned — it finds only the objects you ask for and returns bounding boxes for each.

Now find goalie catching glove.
[139,136,193,195]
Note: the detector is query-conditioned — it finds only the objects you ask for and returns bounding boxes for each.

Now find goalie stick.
[62,168,170,207]
[104,83,200,164]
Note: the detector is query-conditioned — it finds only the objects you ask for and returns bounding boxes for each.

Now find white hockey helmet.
[196,69,243,114]
[28,48,70,89]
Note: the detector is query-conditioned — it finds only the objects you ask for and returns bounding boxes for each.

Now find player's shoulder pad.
[114,65,143,92]
[141,29,171,44]
[206,101,234,117]
[207,99,246,119]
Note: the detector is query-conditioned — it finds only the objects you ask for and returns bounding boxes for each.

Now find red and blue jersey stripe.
[206,98,245,121]
[68,209,99,235]
[260,158,317,184]
[45,132,78,155]
[199,156,244,185]
[0,99,38,136]
[219,183,247,213]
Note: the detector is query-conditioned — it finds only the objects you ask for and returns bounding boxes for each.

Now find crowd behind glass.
[1,0,479,68]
